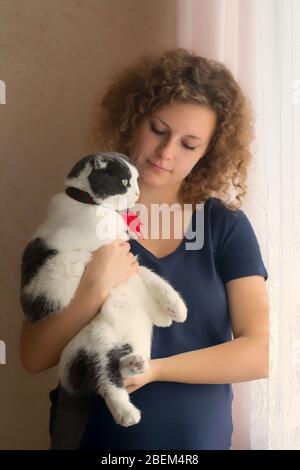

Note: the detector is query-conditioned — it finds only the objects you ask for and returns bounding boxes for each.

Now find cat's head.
[64,152,140,210]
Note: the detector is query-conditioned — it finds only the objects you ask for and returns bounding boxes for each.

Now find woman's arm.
[155,275,269,384]
[20,285,108,374]
[123,276,269,392]
[20,240,138,374]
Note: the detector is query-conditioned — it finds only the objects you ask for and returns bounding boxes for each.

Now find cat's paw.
[165,294,188,323]
[112,402,141,427]
[155,284,187,323]
[120,354,149,377]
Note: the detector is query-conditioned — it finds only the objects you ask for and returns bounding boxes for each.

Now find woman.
[20,48,269,450]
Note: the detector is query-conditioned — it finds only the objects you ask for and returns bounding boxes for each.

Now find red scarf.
[120,209,144,240]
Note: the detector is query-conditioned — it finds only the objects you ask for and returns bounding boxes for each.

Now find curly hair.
[90,48,254,211]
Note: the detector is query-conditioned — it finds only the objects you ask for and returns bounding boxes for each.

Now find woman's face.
[130,102,217,190]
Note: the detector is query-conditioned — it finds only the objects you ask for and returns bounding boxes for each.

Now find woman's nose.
[156,137,176,160]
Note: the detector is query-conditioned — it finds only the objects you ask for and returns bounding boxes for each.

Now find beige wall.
[0,0,176,450]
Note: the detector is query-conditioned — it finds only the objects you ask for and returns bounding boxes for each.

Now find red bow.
[120,209,144,239]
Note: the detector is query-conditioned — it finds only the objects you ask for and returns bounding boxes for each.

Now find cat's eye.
[122,179,129,187]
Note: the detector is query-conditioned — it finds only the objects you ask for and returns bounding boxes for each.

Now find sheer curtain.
[176,0,300,450]
[253,0,300,450]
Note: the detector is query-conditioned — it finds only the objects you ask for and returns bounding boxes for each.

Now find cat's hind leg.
[119,354,149,377]
[96,343,142,427]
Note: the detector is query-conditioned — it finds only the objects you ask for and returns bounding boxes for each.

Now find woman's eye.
[150,122,196,151]
[182,143,196,151]
[122,179,129,186]
[150,124,166,135]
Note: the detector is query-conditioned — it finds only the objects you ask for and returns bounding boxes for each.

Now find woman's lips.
[146,159,171,172]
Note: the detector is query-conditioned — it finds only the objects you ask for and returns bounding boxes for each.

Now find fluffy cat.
[20,152,187,449]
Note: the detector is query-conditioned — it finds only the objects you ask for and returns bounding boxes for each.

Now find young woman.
[20,48,269,450]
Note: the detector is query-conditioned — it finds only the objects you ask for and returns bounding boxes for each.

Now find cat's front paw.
[166,294,187,323]
[120,354,149,377]
[155,283,187,323]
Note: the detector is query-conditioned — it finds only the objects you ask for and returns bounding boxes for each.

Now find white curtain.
[253,0,300,450]
[177,0,300,450]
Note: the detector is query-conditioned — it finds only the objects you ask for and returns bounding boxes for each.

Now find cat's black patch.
[106,343,133,388]
[21,237,58,288]
[66,152,136,201]
[88,155,133,199]
[20,292,59,322]
[67,152,132,180]
[90,151,131,167]
[67,349,100,396]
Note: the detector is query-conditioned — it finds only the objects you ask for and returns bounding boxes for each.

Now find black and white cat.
[20,152,187,447]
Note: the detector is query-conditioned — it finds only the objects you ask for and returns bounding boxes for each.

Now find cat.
[20,152,187,449]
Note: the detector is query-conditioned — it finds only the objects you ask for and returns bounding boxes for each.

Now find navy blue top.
[49,197,268,450]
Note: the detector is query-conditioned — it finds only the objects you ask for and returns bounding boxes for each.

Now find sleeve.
[216,209,268,283]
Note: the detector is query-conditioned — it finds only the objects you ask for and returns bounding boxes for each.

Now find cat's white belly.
[92,275,155,357]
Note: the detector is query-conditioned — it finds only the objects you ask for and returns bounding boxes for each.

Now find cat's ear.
[92,156,108,171]
[67,155,92,179]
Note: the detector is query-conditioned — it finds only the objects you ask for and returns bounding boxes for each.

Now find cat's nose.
[134,191,140,197]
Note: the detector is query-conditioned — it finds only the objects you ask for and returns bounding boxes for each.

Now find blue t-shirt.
[49,197,268,450]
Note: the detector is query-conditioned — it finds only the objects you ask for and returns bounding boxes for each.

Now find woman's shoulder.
[203,198,268,282]
[203,197,255,251]
[203,196,251,229]
[204,196,242,218]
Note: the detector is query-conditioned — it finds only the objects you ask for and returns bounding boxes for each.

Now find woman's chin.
[139,174,169,187]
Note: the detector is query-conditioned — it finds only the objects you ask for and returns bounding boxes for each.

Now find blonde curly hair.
[90,48,254,211]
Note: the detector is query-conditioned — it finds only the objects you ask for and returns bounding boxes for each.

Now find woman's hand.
[122,359,163,394]
[79,239,139,302]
